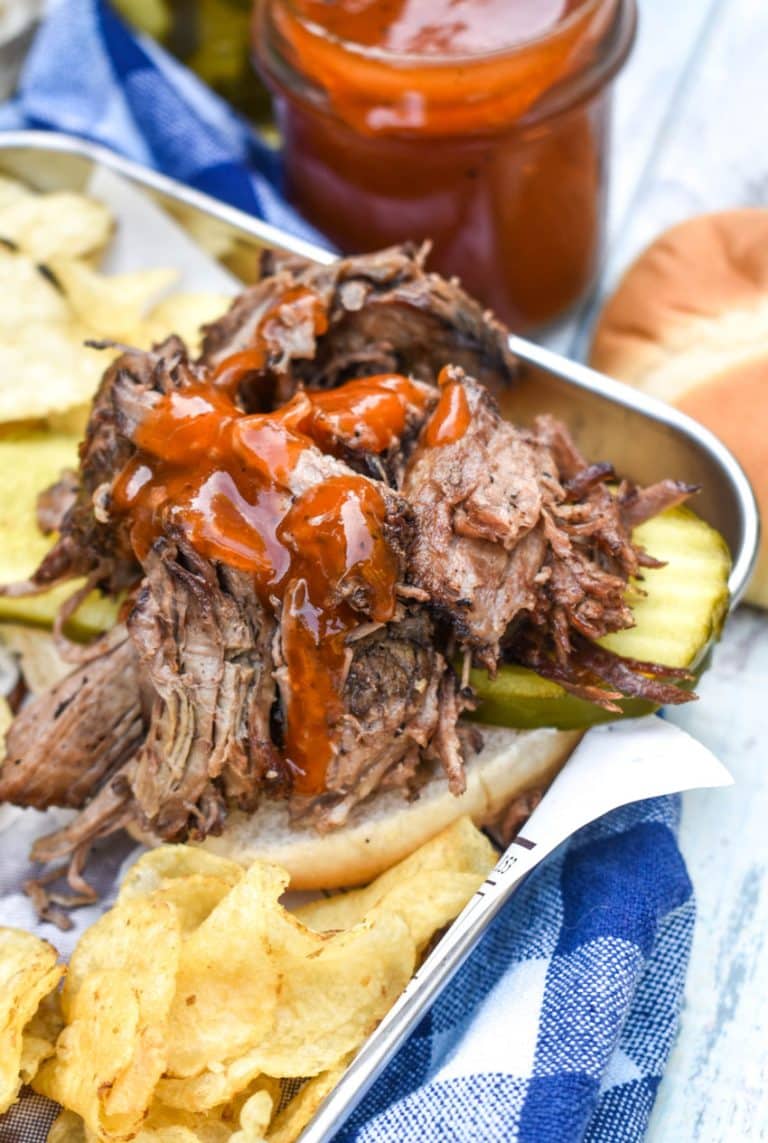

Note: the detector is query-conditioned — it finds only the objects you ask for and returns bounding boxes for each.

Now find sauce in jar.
[255,0,636,329]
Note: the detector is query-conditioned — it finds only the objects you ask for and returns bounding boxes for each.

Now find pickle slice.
[470,506,731,730]
[0,431,119,639]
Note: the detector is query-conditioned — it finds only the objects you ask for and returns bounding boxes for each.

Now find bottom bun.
[188,725,582,889]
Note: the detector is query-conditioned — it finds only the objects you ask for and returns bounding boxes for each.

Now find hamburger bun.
[187,725,581,889]
[589,208,768,607]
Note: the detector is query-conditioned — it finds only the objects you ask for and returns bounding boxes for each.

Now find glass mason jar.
[254,0,636,331]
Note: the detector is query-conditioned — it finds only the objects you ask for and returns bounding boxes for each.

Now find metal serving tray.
[0,131,759,1141]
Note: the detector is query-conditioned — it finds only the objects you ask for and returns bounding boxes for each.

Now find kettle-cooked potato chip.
[264,1057,352,1143]
[62,895,180,1019]
[49,258,177,343]
[18,989,65,1087]
[248,909,415,1079]
[0,927,64,1113]
[0,331,113,421]
[0,624,71,694]
[118,848,247,937]
[0,174,32,212]
[162,862,296,1079]
[294,816,496,950]
[34,972,147,1139]
[118,845,245,900]
[0,191,113,261]
[0,695,11,741]
[142,291,233,354]
[47,1109,88,1143]
[0,248,71,331]
[229,1089,273,1143]
[36,897,181,1139]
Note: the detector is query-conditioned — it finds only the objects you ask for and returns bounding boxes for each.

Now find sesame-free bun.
[193,725,581,889]
[589,209,768,608]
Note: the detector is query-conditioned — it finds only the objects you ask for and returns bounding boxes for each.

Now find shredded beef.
[0,625,143,809]
[402,369,559,665]
[200,246,516,408]
[0,249,700,902]
[293,610,470,831]
[126,538,280,839]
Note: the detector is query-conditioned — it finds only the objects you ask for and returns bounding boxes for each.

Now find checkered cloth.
[338,795,694,1142]
[0,0,326,245]
[0,4,696,1140]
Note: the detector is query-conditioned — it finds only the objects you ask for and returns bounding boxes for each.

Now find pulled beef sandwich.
[0,248,699,901]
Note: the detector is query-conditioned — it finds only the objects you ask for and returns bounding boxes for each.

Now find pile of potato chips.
[0,819,496,1142]
[0,174,230,634]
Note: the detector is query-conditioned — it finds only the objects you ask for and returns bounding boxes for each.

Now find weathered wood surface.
[549,1,768,1135]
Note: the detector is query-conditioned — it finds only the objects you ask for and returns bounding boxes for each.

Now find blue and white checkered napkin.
[1,4,695,1140]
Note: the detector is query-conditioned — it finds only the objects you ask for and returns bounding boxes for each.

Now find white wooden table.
[549,2,768,1136]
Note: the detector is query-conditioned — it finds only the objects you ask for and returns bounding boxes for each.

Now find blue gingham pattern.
[338,796,693,1142]
[0,6,695,1139]
[0,0,327,244]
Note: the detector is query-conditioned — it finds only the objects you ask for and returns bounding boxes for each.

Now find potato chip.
[19,1032,57,1085]
[159,909,413,1113]
[265,1058,351,1143]
[118,844,245,901]
[50,258,178,342]
[0,248,72,331]
[142,291,232,354]
[295,817,496,950]
[0,248,124,424]
[46,404,91,436]
[0,927,64,1113]
[62,895,180,1020]
[251,910,415,1079]
[0,174,32,213]
[155,1067,259,1115]
[147,875,243,936]
[0,331,113,421]
[118,848,246,936]
[37,897,181,1139]
[19,989,64,1085]
[162,862,299,1079]
[48,1109,88,1143]
[34,971,145,1138]
[230,1089,273,1143]
[133,1101,235,1143]
[0,192,113,261]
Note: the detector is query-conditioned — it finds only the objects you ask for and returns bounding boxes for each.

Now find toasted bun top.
[193,725,581,889]
[589,209,768,608]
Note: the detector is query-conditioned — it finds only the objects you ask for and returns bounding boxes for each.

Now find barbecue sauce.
[111,372,424,794]
[424,369,471,447]
[210,285,329,398]
[301,374,432,455]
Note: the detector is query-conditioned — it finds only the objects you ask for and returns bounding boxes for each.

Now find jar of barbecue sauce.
[253,0,636,330]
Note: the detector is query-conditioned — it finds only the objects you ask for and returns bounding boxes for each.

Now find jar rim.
[257,0,637,135]
[274,0,622,70]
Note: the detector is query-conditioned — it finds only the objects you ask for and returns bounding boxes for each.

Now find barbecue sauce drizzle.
[112,365,430,794]
[423,366,471,447]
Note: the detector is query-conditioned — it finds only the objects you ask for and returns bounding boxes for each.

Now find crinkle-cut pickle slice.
[470,506,731,730]
[0,431,118,638]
